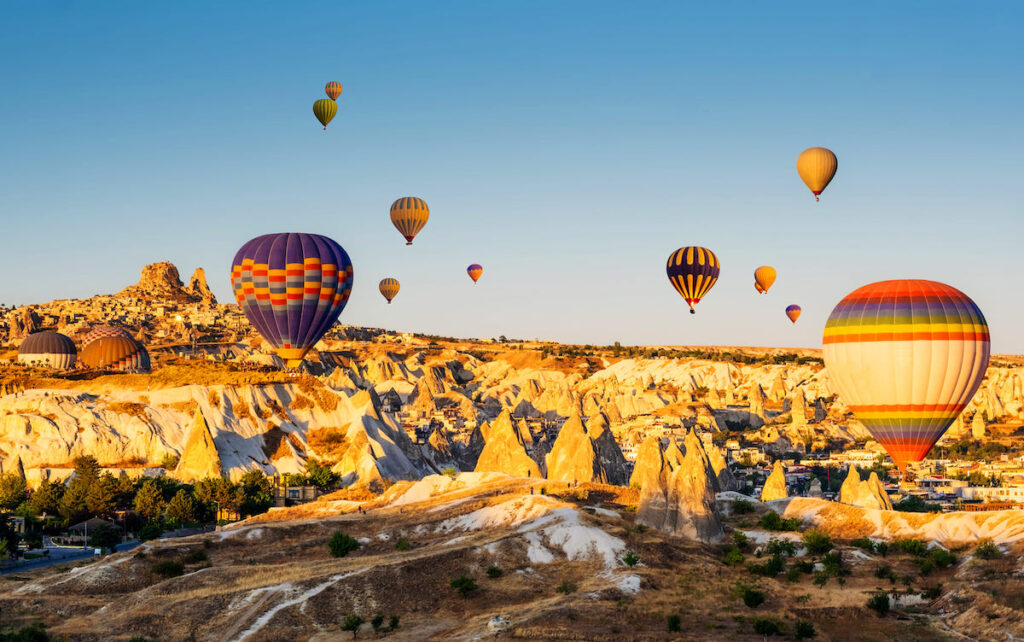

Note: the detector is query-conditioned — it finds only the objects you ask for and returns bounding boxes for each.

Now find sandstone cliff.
[760,460,788,501]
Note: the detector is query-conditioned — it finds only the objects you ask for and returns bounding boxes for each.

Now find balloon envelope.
[231,233,353,367]
[822,279,990,471]
[313,99,338,129]
[80,336,150,373]
[467,264,483,284]
[785,304,801,324]
[325,81,342,100]
[18,331,76,369]
[754,266,777,294]
[390,197,429,245]
[666,246,720,314]
[379,278,400,303]
[797,147,838,201]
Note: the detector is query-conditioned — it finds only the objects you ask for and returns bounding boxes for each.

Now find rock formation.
[789,391,808,426]
[807,477,823,497]
[838,464,892,510]
[637,433,723,543]
[546,414,602,483]
[474,410,542,478]
[9,307,41,341]
[704,438,738,491]
[117,261,211,303]
[174,409,223,482]
[628,435,665,489]
[971,411,986,440]
[186,268,217,304]
[759,460,788,501]
[662,439,685,472]
[583,413,629,485]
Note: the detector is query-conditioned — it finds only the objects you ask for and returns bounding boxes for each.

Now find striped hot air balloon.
[785,304,802,324]
[467,264,483,284]
[231,233,354,368]
[325,81,342,100]
[379,278,400,303]
[754,266,777,294]
[797,147,838,201]
[313,98,337,129]
[82,325,133,348]
[80,336,150,373]
[390,197,429,245]
[666,246,720,314]
[18,332,76,370]
[823,280,990,473]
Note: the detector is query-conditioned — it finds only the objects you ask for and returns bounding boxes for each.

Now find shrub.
[752,618,783,636]
[722,547,745,566]
[794,620,816,640]
[621,551,639,567]
[183,548,208,564]
[486,565,503,579]
[341,614,364,638]
[733,499,755,514]
[138,521,163,542]
[389,615,400,631]
[929,548,957,569]
[450,575,478,597]
[758,511,800,531]
[556,580,578,594]
[801,529,833,555]
[875,541,889,557]
[371,614,385,632]
[442,467,457,478]
[767,538,797,557]
[866,593,890,617]
[895,538,928,557]
[851,537,876,554]
[732,530,750,551]
[394,537,411,552]
[793,560,814,574]
[1,623,48,642]
[667,614,682,632]
[975,539,1002,560]
[151,560,185,578]
[922,583,943,600]
[742,587,766,608]
[874,564,896,583]
[329,532,361,558]
[747,554,785,577]
[785,567,802,583]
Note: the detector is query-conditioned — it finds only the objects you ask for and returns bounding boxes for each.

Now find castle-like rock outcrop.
[174,409,223,482]
[759,460,788,501]
[474,410,542,478]
[838,464,892,510]
[636,434,723,542]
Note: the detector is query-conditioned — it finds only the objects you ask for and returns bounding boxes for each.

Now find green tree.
[88,521,121,550]
[28,478,63,515]
[134,480,166,520]
[304,460,340,490]
[72,455,101,483]
[165,489,198,527]
[238,470,274,517]
[85,472,118,516]
[0,473,28,510]
[194,476,242,521]
[450,575,478,597]
[341,614,364,639]
[329,531,361,558]
[58,479,91,525]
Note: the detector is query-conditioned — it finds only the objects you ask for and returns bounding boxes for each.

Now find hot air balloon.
[666,246,720,314]
[754,266,777,294]
[797,147,838,201]
[325,81,342,101]
[18,332,76,369]
[822,280,990,474]
[390,197,429,245]
[80,336,150,373]
[231,233,354,368]
[379,278,400,303]
[467,264,483,284]
[785,305,802,324]
[82,325,133,348]
[313,98,337,129]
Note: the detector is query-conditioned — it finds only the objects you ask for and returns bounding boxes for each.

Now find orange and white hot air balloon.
[754,266,777,294]
[797,147,838,201]
[379,278,400,303]
[822,280,990,474]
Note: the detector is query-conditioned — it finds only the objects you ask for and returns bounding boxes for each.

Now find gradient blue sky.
[2,2,1021,351]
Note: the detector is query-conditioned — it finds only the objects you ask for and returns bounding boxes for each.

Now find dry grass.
[104,401,149,419]
[289,395,315,411]
[233,400,253,422]
[160,400,199,416]
[306,425,350,461]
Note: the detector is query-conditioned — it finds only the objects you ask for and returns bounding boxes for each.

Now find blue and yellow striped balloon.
[666,246,720,314]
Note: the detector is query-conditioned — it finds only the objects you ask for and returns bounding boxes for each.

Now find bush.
[752,618,784,636]
[732,530,750,551]
[442,467,457,478]
[183,548,207,564]
[758,511,800,531]
[929,548,957,569]
[785,567,803,583]
[766,538,797,557]
[874,564,896,583]
[667,614,682,632]
[794,620,816,640]
[801,529,833,555]
[394,537,411,552]
[851,537,876,554]
[722,547,745,566]
[742,587,766,608]
[555,580,577,594]
[329,532,361,558]
[975,539,1002,560]
[151,560,185,578]
[138,521,163,542]
[486,565,503,578]
[0,623,48,642]
[793,560,814,574]
[747,554,785,577]
[922,583,943,600]
[875,541,889,557]
[733,499,755,514]
[621,551,639,567]
[866,593,890,617]
[895,538,928,557]
[821,551,847,577]
[450,575,478,597]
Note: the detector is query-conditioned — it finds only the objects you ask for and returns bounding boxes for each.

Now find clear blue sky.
[1,2,1021,351]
